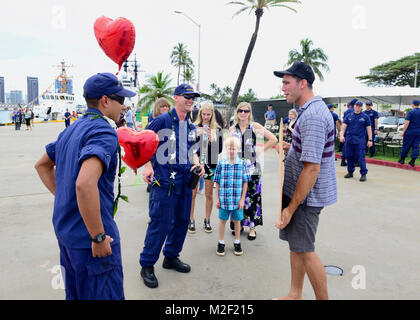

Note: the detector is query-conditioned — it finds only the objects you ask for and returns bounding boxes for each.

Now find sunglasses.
[237,109,250,114]
[107,95,125,105]
[181,94,196,100]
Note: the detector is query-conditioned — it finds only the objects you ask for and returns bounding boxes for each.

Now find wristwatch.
[91,232,106,244]
[368,139,373,142]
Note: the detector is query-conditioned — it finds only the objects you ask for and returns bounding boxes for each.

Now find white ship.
[34,60,77,120]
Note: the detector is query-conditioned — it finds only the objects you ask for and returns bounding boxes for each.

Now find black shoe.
[234,243,243,256]
[398,158,405,165]
[247,229,256,241]
[162,257,191,273]
[216,243,225,256]
[204,219,212,233]
[409,159,416,167]
[359,175,367,182]
[341,159,347,167]
[344,173,354,179]
[140,266,158,288]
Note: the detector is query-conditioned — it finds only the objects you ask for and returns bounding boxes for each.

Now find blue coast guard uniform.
[139,107,198,268]
[43,73,136,300]
[400,101,420,164]
[340,99,358,161]
[363,104,379,156]
[344,109,371,175]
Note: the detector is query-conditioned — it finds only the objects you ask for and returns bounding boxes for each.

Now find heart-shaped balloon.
[117,127,159,174]
[94,16,136,71]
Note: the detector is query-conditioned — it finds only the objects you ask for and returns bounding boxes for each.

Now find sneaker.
[188,220,196,234]
[234,243,243,256]
[204,219,212,233]
[359,175,367,182]
[344,172,354,179]
[216,243,225,256]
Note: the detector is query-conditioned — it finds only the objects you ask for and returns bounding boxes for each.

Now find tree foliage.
[138,72,174,114]
[356,53,420,87]
[287,38,329,81]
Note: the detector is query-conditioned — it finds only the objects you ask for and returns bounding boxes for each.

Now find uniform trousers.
[346,143,368,175]
[140,186,192,267]
[400,134,420,159]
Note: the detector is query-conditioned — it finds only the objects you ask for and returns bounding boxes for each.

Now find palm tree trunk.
[227,9,263,124]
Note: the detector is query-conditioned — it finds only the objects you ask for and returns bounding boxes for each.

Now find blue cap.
[83,73,136,99]
[174,83,200,97]
[355,101,363,106]
[274,61,315,85]
[327,104,335,109]
[366,101,373,105]
[412,99,420,106]
[348,99,358,106]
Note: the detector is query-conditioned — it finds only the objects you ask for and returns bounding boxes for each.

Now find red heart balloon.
[117,128,159,174]
[94,16,136,71]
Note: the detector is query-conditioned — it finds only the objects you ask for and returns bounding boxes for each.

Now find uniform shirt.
[343,107,354,120]
[45,107,120,249]
[344,111,371,145]
[64,112,71,122]
[214,156,251,210]
[364,109,379,133]
[330,111,339,135]
[265,110,276,120]
[147,108,198,195]
[284,96,337,208]
[405,108,420,135]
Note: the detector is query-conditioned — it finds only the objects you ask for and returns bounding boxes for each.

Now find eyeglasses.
[237,109,250,114]
[182,94,196,100]
[107,95,125,105]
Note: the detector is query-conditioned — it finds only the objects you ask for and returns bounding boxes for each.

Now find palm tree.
[287,38,330,81]
[170,43,195,85]
[137,72,174,114]
[183,66,195,84]
[226,0,300,122]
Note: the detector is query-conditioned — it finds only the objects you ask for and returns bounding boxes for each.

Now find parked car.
[378,116,405,131]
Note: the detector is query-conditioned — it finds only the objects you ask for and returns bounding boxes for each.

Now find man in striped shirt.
[273,61,338,300]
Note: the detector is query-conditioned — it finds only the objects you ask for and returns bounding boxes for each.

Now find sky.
[0,0,419,105]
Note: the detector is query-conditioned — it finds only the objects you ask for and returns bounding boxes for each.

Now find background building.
[9,90,23,105]
[27,76,39,105]
[0,77,5,104]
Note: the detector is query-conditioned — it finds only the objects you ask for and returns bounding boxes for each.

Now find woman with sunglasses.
[230,102,277,240]
[189,101,223,234]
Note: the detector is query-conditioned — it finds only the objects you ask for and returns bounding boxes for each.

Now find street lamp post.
[174,11,201,94]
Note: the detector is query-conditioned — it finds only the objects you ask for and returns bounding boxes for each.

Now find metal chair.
[385,132,403,156]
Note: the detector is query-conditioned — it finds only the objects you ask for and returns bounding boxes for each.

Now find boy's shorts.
[219,208,244,221]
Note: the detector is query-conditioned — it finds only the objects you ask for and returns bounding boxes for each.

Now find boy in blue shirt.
[34,73,136,300]
[214,136,250,256]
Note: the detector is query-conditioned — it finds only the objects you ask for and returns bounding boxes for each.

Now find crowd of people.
[33,62,419,301]
[12,105,34,131]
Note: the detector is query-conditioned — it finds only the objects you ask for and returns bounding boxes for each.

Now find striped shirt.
[283,96,337,207]
[214,156,251,210]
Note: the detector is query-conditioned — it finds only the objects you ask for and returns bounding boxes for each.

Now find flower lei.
[167,109,177,196]
[84,112,128,217]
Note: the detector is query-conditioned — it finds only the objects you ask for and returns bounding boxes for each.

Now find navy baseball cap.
[412,99,420,106]
[83,73,136,99]
[274,61,315,85]
[348,99,358,106]
[366,101,373,105]
[327,104,335,109]
[355,101,363,106]
[174,83,200,97]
